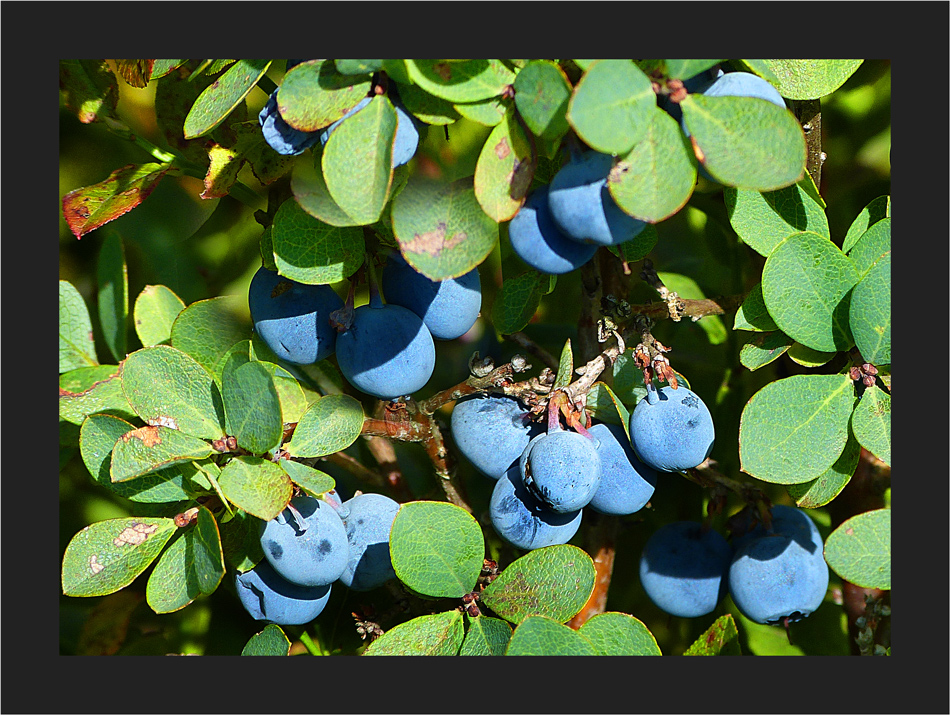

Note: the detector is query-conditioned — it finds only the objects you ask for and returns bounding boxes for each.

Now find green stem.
[299,629,323,656]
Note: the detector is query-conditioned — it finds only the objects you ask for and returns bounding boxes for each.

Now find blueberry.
[547,150,648,247]
[335,295,436,400]
[728,506,829,625]
[629,384,715,473]
[259,89,322,156]
[235,559,332,625]
[338,492,401,591]
[519,428,602,513]
[320,92,423,168]
[638,521,733,618]
[450,394,539,480]
[508,186,598,275]
[694,70,785,107]
[248,266,344,365]
[489,464,583,550]
[260,496,349,587]
[586,422,659,516]
[380,253,482,341]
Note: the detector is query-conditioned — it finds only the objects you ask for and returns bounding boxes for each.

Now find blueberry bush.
[59,59,891,657]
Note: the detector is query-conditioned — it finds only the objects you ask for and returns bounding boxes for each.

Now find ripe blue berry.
[339,493,401,591]
[489,464,583,551]
[235,559,332,625]
[629,384,715,473]
[508,186,598,275]
[450,394,538,480]
[519,428,602,513]
[260,496,349,587]
[586,422,659,516]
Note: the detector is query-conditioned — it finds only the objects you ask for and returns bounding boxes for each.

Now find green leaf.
[146,507,224,613]
[97,232,128,362]
[217,456,293,521]
[390,501,484,599]
[257,361,309,425]
[734,284,779,332]
[567,59,655,155]
[170,296,248,376]
[242,624,291,656]
[322,95,396,225]
[150,60,187,80]
[480,544,595,625]
[291,148,361,227]
[681,94,805,191]
[505,615,598,656]
[223,361,283,454]
[133,285,185,347]
[59,370,137,426]
[847,218,890,277]
[848,252,890,367]
[334,59,383,76]
[512,60,572,142]
[394,82,461,125]
[739,373,856,484]
[663,59,722,80]
[473,110,535,222]
[759,60,863,100]
[490,270,543,335]
[391,176,498,281]
[405,60,514,104]
[724,178,830,257]
[554,339,574,389]
[608,107,697,223]
[578,612,662,655]
[454,96,508,127]
[121,346,226,440]
[586,382,632,442]
[60,280,98,372]
[761,231,860,353]
[682,614,740,655]
[851,384,891,466]
[220,510,265,573]
[364,610,464,656]
[62,517,177,597]
[656,272,727,345]
[617,222,659,263]
[787,342,837,368]
[786,430,860,508]
[277,60,372,132]
[271,197,366,285]
[739,332,794,371]
[278,460,335,497]
[842,195,890,254]
[59,59,118,124]
[286,394,364,458]
[734,60,781,86]
[110,425,213,483]
[459,616,512,655]
[824,508,891,590]
[183,59,271,138]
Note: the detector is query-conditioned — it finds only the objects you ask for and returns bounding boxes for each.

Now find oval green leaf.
[279,60,372,132]
[242,624,291,656]
[682,94,805,191]
[223,361,283,454]
[217,456,293,521]
[513,60,571,142]
[394,82,461,125]
[278,460,335,497]
[110,425,213,483]
[567,59,655,155]
[121,345,226,440]
[60,280,98,372]
[739,373,856,484]
[490,270,543,335]
[406,60,514,104]
[787,342,837,368]
[851,384,891,467]
[60,371,137,426]
[454,96,507,127]
[847,218,890,277]
[734,283,779,332]
[271,197,365,285]
[286,394,364,458]
[842,195,890,254]
[739,331,794,371]
[133,284,185,347]
[759,59,863,100]
[761,231,860,353]
[364,610,464,656]
[578,612,662,655]
[170,295,248,376]
[183,59,271,138]
[390,501,484,599]
[62,517,177,597]
[479,544,595,625]
[97,232,128,363]
[785,430,860,508]
[474,110,535,222]
[291,148,360,227]
[849,252,891,368]
[391,176,498,281]
[146,507,224,613]
[824,508,890,590]
[459,615,512,656]
[505,615,598,656]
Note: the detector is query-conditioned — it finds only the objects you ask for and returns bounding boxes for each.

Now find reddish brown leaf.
[112,60,155,89]
[62,163,170,239]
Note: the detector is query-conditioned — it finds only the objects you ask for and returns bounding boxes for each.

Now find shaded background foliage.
[58,59,891,658]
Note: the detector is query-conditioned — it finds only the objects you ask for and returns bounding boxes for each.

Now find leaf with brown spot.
[112,60,155,88]
[63,163,170,239]
[474,110,535,222]
[124,425,163,448]
[111,425,214,483]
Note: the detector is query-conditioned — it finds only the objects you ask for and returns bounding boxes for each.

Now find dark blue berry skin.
[235,559,332,625]
[638,521,733,618]
[728,506,829,625]
[586,422,659,516]
[547,151,648,247]
[381,253,482,341]
[338,493,401,591]
[629,385,715,473]
[248,266,344,365]
[260,496,349,587]
[489,464,583,551]
[519,429,602,513]
[319,94,424,168]
[259,89,322,156]
[509,186,598,275]
[335,296,436,400]
[450,394,539,480]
